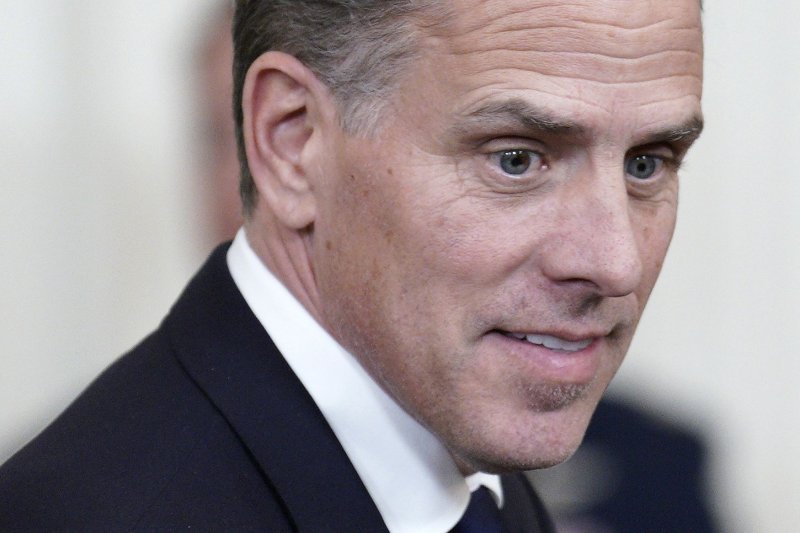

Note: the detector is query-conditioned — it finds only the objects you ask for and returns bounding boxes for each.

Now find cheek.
[312,162,441,356]
[413,195,543,288]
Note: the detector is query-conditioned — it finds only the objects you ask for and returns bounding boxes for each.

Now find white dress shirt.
[226,229,502,533]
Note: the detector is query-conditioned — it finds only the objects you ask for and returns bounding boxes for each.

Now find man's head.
[234,0,704,474]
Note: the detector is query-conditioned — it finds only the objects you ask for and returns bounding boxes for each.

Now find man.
[0,0,704,531]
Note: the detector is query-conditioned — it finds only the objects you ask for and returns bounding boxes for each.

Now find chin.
[458,444,580,476]
[453,422,590,475]
[453,396,598,474]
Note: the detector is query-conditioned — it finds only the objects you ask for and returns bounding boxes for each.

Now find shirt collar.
[226,229,503,532]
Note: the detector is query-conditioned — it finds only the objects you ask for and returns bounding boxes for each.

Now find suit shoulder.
[0,329,288,531]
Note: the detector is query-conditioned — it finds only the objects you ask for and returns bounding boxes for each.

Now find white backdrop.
[1,2,797,531]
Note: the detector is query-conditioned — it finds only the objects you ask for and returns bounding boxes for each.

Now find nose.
[540,166,644,298]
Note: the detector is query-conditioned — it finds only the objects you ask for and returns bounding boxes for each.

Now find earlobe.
[242,52,326,229]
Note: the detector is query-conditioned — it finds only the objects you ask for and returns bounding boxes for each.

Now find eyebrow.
[639,115,705,147]
[451,98,584,138]
[451,97,704,148]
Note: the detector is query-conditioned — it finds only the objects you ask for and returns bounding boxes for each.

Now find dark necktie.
[450,486,508,533]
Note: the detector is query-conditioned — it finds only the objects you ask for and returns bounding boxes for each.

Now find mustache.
[474,287,638,336]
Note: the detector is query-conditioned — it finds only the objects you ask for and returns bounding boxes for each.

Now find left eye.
[497,150,540,176]
[626,155,661,180]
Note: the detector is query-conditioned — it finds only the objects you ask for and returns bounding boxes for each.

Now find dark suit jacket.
[0,245,552,532]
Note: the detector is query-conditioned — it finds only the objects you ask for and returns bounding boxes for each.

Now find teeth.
[522,333,592,352]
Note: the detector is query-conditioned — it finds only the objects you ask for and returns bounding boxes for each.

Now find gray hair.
[232,0,444,216]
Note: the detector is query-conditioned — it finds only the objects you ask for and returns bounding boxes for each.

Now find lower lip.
[483,331,602,384]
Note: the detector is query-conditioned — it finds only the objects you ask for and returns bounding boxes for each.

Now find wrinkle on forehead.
[438,0,701,35]
[425,0,703,85]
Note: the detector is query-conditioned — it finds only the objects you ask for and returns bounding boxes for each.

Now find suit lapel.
[163,245,388,532]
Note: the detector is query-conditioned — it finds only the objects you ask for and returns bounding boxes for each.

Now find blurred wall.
[0,1,797,531]
[0,0,214,459]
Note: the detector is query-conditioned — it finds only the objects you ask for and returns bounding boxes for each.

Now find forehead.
[403,0,703,137]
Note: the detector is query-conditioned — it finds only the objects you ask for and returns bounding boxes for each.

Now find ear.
[241,51,332,229]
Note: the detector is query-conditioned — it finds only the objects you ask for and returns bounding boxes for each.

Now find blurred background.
[1,1,798,531]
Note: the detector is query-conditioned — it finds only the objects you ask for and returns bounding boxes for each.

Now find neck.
[244,215,324,327]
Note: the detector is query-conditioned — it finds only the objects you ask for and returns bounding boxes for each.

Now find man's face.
[311,0,703,473]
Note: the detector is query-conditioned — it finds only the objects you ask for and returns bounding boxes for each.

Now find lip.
[483,329,604,384]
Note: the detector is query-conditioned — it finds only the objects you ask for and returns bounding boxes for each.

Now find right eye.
[492,149,545,178]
